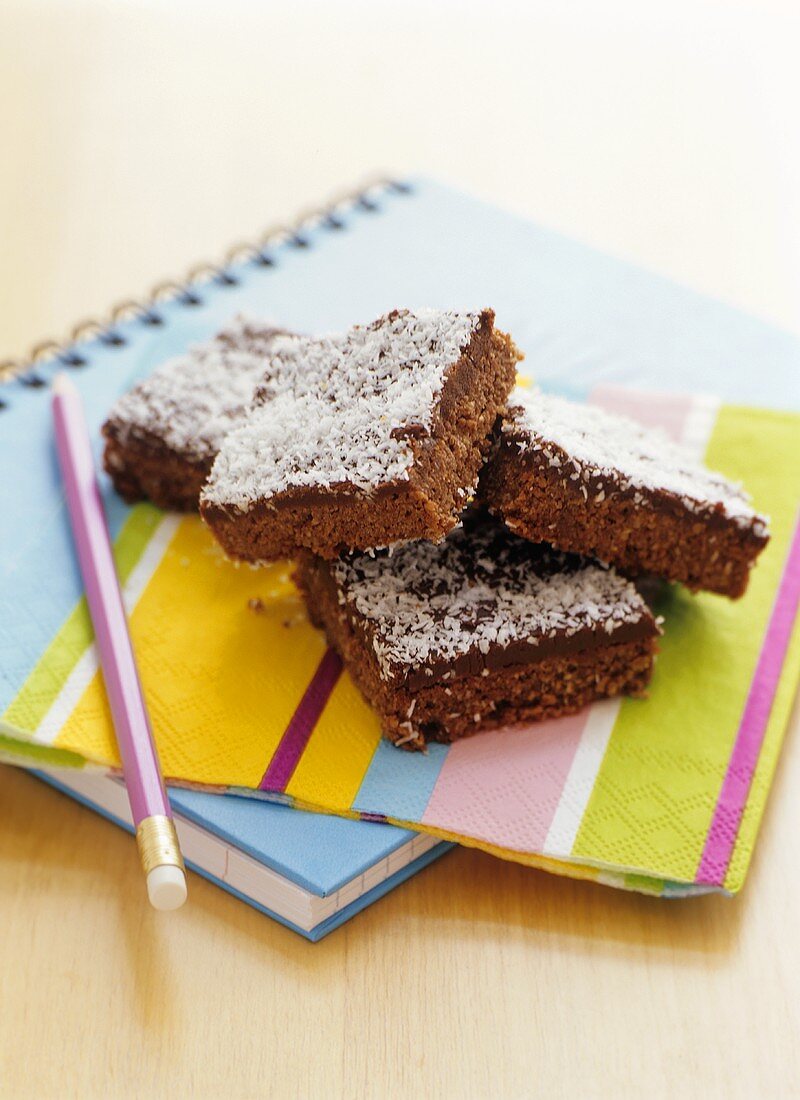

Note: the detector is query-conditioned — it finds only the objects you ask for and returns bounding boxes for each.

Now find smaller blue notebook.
[36,769,451,940]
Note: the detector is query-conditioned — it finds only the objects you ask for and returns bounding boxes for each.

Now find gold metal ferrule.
[135,815,185,876]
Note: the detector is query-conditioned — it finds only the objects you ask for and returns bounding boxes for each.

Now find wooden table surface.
[2,3,800,1097]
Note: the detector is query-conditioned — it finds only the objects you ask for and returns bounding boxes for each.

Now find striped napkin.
[2,386,799,897]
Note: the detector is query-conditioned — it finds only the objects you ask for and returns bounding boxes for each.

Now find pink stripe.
[259,648,342,792]
[696,514,800,886]
[589,385,692,444]
[421,715,588,851]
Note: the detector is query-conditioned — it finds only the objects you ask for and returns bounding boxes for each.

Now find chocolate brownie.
[102,318,293,510]
[200,309,521,561]
[295,520,659,750]
[481,389,770,598]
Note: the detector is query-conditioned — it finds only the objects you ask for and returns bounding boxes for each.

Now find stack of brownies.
[103,309,770,750]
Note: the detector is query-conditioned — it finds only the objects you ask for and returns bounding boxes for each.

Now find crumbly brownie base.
[482,447,767,599]
[102,431,211,512]
[201,317,519,561]
[295,555,657,750]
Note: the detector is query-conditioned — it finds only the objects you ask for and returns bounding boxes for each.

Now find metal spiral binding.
[0,175,411,392]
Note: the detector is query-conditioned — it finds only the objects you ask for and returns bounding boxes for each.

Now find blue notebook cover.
[170,787,430,896]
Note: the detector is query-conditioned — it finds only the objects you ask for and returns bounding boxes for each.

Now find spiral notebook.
[1,177,799,899]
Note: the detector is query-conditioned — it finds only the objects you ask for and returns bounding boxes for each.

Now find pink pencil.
[52,373,187,910]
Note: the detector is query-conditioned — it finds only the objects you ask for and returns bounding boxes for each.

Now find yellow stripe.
[55,517,325,787]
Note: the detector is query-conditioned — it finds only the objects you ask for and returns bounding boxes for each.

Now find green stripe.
[114,503,163,582]
[623,872,665,896]
[572,405,800,885]
[0,729,86,769]
[1,503,162,735]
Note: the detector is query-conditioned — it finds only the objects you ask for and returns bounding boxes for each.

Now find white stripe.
[121,514,180,614]
[34,514,180,746]
[680,393,720,459]
[34,646,100,747]
[542,698,621,857]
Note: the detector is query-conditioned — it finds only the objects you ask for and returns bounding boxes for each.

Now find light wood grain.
[2,3,800,1097]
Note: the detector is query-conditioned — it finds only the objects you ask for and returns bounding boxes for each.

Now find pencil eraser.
[147,865,188,911]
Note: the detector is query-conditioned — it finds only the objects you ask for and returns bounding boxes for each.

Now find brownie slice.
[200,308,521,561]
[295,520,659,750]
[481,389,770,598]
[102,318,293,510]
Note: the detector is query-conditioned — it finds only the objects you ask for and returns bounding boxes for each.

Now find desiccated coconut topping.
[504,388,768,534]
[333,521,654,681]
[105,317,293,461]
[202,309,482,508]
